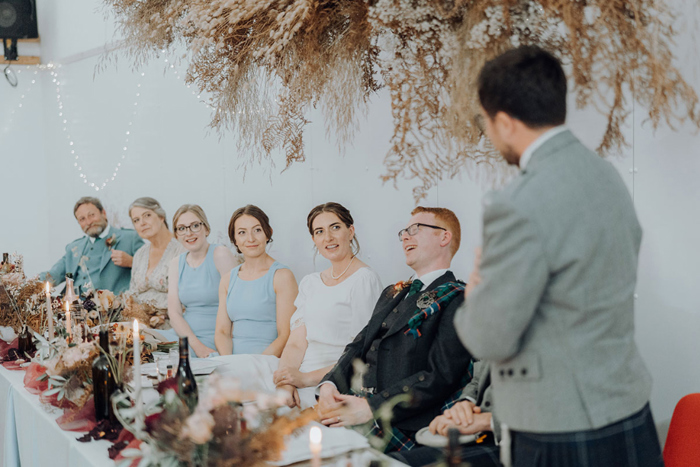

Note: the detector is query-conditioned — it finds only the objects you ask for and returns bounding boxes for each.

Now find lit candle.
[309,426,322,467]
[133,319,142,428]
[65,302,71,338]
[45,282,54,339]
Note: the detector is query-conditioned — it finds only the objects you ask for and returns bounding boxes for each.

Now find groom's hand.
[320,394,372,427]
[317,383,342,417]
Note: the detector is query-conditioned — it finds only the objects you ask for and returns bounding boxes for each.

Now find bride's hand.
[276,384,301,408]
[273,367,307,388]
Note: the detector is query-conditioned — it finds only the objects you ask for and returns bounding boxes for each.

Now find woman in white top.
[213,202,383,408]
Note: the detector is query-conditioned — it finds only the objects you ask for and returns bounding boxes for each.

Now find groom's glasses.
[176,222,204,235]
[397,223,446,240]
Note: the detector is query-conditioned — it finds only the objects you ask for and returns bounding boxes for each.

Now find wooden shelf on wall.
[0,56,41,65]
[1,37,41,65]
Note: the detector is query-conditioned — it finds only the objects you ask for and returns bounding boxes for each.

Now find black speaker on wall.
[0,0,38,39]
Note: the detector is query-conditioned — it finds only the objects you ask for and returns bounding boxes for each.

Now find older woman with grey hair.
[128,197,185,320]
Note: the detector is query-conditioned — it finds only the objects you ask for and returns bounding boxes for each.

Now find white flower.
[180,411,215,444]
[0,326,17,343]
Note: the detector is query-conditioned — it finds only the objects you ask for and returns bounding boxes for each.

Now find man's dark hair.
[478,45,567,128]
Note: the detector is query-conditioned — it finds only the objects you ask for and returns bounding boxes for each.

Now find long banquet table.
[0,364,111,466]
[0,364,405,467]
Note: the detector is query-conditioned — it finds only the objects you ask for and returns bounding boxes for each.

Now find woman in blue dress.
[214,205,298,356]
[166,205,238,358]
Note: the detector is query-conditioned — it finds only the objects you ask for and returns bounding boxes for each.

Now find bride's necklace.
[330,256,355,280]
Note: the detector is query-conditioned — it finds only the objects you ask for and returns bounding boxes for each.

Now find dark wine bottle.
[92,328,116,422]
[176,337,198,412]
[18,324,35,356]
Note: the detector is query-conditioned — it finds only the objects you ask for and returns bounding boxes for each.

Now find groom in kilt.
[317,207,473,453]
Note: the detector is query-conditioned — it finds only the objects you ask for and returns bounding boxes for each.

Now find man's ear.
[440,230,453,249]
[494,111,515,136]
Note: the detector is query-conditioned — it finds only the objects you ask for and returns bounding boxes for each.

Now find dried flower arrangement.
[103,0,699,199]
[120,294,169,329]
[82,289,125,327]
[113,373,317,466]
[0,275,59,334]
[39,340,101,409]
[29,322,149,412]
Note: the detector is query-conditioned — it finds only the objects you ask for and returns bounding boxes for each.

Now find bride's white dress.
[211,267,383,408]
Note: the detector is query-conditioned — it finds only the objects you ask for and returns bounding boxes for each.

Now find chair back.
[663,393,700,466]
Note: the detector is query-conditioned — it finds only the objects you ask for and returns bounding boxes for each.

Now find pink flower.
[180,411,215,444]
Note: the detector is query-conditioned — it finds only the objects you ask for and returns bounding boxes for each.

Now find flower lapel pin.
[105,234,118,250]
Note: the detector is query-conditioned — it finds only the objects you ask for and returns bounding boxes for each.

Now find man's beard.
[85,221,107,238]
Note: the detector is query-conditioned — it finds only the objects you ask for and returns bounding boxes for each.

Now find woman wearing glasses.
[214,205,298,356]
[167,204,238,358]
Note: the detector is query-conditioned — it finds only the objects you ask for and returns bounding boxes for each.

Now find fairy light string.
[3,54,213,192]
[50,64,144,192]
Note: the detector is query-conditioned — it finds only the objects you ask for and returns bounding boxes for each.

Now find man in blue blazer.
[40,197,143,295]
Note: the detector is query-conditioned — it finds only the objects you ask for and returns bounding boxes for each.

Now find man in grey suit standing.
[454,46,663,467]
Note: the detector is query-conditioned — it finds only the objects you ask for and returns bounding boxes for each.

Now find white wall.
[1,0,698,432]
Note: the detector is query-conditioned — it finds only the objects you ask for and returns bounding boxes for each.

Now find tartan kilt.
[511,403,663,467]
[366,421,416,453]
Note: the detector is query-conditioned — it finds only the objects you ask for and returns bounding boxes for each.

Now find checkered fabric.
[366,421,416,453]
[405,281,465,338]
[511,403,663,467]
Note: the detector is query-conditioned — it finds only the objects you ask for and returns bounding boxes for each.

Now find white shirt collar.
[414,268,450,291]
[88,224,111,244]
[519,125,567,170]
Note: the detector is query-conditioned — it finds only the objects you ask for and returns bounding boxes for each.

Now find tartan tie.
[406,279,423,298]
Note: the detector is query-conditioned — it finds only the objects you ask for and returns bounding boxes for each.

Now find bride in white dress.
[212,203,383,408]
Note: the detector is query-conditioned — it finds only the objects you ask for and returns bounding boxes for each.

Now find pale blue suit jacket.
[40,226,143,294]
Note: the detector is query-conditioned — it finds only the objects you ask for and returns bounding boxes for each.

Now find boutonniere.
[105,234,118,250]
[390,279,412,298]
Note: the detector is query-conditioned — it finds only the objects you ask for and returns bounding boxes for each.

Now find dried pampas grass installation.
[103,0,699,199]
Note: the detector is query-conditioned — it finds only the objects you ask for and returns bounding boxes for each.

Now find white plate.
[141,359,225,376]
[415,427,476,448]
[272,423,369,466]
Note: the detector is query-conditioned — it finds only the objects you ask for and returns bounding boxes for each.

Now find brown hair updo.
[227,205,273,254]
[306,202,360,256]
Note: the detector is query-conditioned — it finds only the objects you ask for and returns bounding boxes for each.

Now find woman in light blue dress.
[215,205,298,356]
[166,205,238,358]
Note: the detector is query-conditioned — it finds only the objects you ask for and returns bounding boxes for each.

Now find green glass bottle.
[176,337,198,412]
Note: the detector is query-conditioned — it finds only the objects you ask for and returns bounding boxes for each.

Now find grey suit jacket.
[459,360,501,441]
[454,130,652,433]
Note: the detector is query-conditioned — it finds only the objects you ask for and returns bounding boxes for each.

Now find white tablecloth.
[0,365,405,467]
[0,365,112,467]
